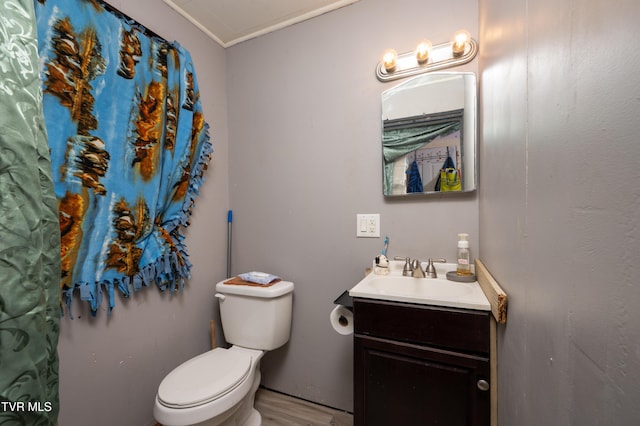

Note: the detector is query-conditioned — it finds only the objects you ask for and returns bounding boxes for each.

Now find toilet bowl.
[154,346,264,426]
[154,279,294,426]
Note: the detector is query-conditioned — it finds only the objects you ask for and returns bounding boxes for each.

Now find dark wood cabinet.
[353,298,491,426]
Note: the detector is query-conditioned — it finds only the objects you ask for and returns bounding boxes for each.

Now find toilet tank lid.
[216,280,294,298]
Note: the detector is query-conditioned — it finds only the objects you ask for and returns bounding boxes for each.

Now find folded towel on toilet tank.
[237,272,281,285]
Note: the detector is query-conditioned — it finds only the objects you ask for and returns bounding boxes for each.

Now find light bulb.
[382,49,397,72]
[415,40,432,65]
[452,29,471,57]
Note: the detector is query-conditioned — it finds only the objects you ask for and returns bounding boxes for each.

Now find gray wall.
[226,0,478,411]
[56,1,230,425]
[479,0,640,424]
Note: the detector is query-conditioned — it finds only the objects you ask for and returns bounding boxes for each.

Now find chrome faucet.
[394,256,447,278]
[394,257,427,277]
[411,259,426,278]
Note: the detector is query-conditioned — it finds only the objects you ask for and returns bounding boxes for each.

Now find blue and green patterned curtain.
[34,0,213,315]
[0,0,61,424]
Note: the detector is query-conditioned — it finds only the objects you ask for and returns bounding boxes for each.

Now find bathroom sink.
[349,261,490,311]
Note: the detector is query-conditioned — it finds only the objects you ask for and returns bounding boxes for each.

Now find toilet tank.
[215,280,294,351]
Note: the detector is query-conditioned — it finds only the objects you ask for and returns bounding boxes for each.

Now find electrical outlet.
[356,214,380,238]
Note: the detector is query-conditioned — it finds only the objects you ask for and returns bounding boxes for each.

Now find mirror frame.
[381,72,477,197]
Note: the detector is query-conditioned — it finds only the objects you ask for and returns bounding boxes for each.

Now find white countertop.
[349,260,491,311]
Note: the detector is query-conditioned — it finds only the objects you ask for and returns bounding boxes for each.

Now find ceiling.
[162,0,360,48]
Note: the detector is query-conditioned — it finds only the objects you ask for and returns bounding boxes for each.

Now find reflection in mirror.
[381,72,477,196]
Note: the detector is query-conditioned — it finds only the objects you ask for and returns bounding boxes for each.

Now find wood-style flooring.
[154,387,352,426]
[255,388,353,426]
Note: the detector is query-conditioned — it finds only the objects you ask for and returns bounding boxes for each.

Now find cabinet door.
[354,335,490,426]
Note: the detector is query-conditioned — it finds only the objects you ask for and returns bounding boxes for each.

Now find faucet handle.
[394,256,412,276]
[425,258,447,278]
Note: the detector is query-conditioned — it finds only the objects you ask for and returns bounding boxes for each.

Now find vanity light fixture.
[376,30,478,82]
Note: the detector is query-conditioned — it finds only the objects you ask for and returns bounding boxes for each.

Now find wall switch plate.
[356,214,380,238]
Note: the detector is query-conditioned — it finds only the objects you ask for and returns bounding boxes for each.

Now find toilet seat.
[157,348,252,409]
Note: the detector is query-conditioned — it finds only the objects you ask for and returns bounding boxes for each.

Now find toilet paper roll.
[330,305,354,336]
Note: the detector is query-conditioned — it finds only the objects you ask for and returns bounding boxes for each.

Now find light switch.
[356,214,380,238]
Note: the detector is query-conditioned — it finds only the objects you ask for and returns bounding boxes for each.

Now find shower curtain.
[0,0,62,425]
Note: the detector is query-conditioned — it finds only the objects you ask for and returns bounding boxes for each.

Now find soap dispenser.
[456,233,472,276]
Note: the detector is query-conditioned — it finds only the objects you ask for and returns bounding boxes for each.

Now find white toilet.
[154,279,294,426]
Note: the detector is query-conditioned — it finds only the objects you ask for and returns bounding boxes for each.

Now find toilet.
[154,279,294,426]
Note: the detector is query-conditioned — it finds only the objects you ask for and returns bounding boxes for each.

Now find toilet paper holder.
[333,290,353,311]
[331,290,354,335]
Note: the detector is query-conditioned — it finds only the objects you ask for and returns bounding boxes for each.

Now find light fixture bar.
[376,38,478,82]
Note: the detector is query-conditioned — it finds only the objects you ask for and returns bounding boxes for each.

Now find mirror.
[381,72,477,196]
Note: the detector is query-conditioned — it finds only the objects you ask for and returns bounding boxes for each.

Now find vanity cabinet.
[353,298,490,426]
